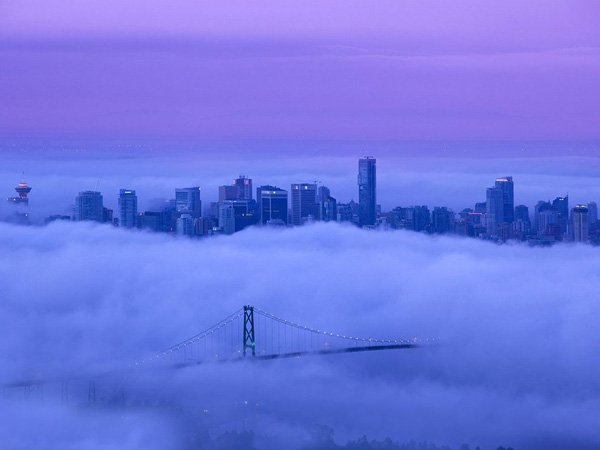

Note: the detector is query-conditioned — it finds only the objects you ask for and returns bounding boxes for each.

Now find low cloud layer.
[1,221,599,449]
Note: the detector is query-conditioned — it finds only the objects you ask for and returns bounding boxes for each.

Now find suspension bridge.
[2,306,423,403]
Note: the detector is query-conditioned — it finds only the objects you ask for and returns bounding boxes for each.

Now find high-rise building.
[257,185,288,225]
[587,202,598,226]
[336,200,359,223]
[218,185,238,202]
[219,176,253,202]
[218,204,236,235]
[515,205,530,223]
[118,189,138,228]
[233,176,253,200]
[358,157,376,226]
[75,191,104,222]
[571,205,589,243]
[177,213,195,237]
[485,187,504,232]
[291,183,318,225]
[552,196,569,237]
[318,186,337,222]
[514,204,531,238]
[534,201,552,234]
[495,177,514,223]
[538,209,560,239]
[431,207,454,234]
[175,187,201,218]
[474,202,487,214]
[138,211,164,232]
[218,199,258,232]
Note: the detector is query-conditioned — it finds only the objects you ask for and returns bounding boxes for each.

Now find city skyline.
[3,1,600,449]
[4,157,599,245]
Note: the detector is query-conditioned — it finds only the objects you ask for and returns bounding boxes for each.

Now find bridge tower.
[243,305,255,357]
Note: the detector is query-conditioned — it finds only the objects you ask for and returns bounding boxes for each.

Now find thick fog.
[1,221,599,449]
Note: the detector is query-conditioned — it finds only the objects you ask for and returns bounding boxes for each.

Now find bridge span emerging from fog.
[2,306,423,402]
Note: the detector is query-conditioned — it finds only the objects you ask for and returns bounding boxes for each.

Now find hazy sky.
[2,0,600,145]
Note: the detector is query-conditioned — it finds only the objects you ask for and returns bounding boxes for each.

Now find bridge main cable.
[253,307,414,346]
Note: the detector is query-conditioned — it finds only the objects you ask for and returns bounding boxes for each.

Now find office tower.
[218,185,238,202]
[219,176,253,202]
[138,211,165,232]
[118,189,138,228]
[587,202,598,226]
[515,205,530,223]
[291,183,318,225]
[175,187,201,218]
[318,186,337,222]
[534,201,552,233]
[7,182,32,205]
[413,206,431,232]
[552,196,569,237]
[485,187,504,232]
[538,209,561,239]
[514,204,531,238]
[218,199,257,233]
[474,202,487,214]
[358,157,376,226]
[103,207,114,224]
[495,177,514,223]
[257,185,288,225]
[431,207,454,234]
[218,204,236,235]
[177,213,194,237]
[75,191,104,222]
[571,205,589,242]
[233,176,253,200]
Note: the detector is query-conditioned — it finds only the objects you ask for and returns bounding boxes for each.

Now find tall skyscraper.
[219,176,253,202]
[587,202,598,226]
[218,199,257,233]
[291,183,318,225]
[495,177,514,223]
[318,186,337,222]
[175,187,201,218]
[257,185,288,225]
[485,186,504,232]
[218,203,236,235]
[571,205,589,242]
[534,201,552,234]
[118,189,138,228]
[233,176,253,200]
[514,205,530,223]
[76,191,104,222]
[552,196,569,237]
[358,157,376,226]
[218,185,238,202]
[514,204,531,237]
[431,207,454,234]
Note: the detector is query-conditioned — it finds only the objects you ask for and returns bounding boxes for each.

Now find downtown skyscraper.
[257,185,288,225]
[291,183,318,225]
[358,157,376,227]
[118,189,138,228]
[75,191,104,222]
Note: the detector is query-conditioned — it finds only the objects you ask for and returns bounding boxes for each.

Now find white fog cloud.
[1,221,599,449]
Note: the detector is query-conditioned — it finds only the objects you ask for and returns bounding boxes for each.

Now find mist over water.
[1,221,600,449]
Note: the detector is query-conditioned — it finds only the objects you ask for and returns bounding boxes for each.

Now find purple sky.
[2,0,600,145]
